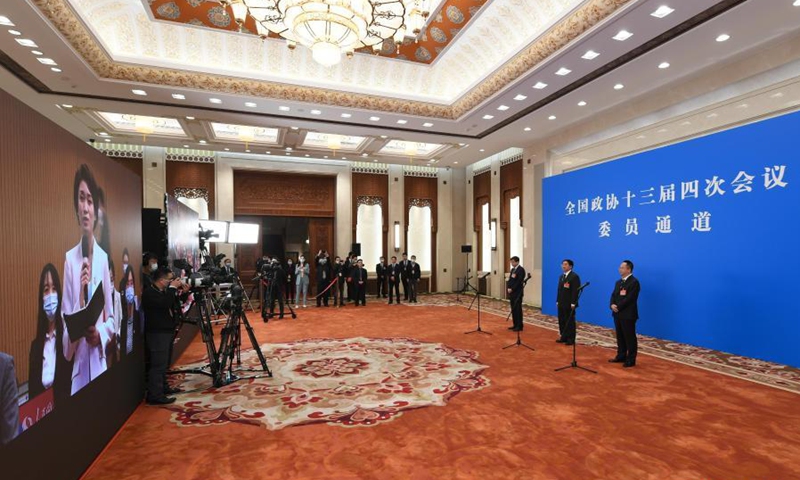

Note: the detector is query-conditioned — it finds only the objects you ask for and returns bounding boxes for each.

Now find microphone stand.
[503,273,534,351]
[555,282,597,374]
[465,273,491,335]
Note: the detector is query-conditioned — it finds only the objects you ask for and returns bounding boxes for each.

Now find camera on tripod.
[174,254,227,292]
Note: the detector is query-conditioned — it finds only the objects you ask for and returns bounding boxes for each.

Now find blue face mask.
[125,286,135,303]
[43,293,58,320]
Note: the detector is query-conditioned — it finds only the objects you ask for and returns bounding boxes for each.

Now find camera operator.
[142,268,182,405]
[265,259,286,320]
[333,256,346,307]
[315,250,332,307]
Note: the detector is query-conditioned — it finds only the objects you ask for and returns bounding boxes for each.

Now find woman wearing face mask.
[106,259,123,367]
[28,264,71,405]
[285,257,295,305]
[119,266,138,357]
[295,256,309,308]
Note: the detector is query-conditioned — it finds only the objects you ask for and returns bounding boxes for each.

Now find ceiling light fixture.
[15,38,37,48]
[222,0,432,67]
[716,34,730,42]
[658,62,670,69]
[51,67,61,73]
[651,6,675,18]
[479,149,485,152]
[310,109,322,115]
[0,16,14,27]
[497,105,509,111]
[62,104,73,108]
[555,67,572,76]
[533,82,548,89]
[104,138,111,142]
[36,57,57,65]
[582,50,600,60]
[397,119,407,124]
[8,30,21,36]
[209,98,223,104]
[290,126,299,130]
[98,132,109,137]
[523,127,531,132]
[548,115,556,120]
[245,102,257,107]
[132,89,147,96]
[578,101,587,106]
[199,140,207,144]
[613,30,633,41]
[172,93,186,100]
[341,113,352,118]
[614,83,624,90]
[31,50,43,55]
[513,94,527,101]
[184,144,190,148]
[482,115,494,120]
[370,116,381,121]
[279,106,291,111]
[422,122,433,127]
[186,116,195,120]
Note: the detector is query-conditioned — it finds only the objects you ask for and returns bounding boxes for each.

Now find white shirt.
[622,274,632,282]
[563,270,572,279]
[41,329,56,389]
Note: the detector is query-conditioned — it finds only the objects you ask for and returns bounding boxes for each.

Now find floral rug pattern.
[166,337,490,430]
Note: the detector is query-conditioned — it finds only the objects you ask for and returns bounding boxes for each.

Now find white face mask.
[299,257,305,263]
[150,263,158,272]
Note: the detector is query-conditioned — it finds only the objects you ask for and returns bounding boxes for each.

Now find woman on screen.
[295,256,309,308]
[61,164,115,395]
[119,266,137,356]
[28,264,71,405]
[106,259,122,367]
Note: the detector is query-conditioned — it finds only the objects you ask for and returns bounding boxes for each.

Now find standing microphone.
[81,235,90,304]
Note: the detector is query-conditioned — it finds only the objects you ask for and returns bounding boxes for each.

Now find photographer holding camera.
[315,250,333,307]
[263,259,286,320]
[142,268,183,405]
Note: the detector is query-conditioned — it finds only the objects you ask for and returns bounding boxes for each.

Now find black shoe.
[163,386,182,395]
[508,326,516,330]
[608,358,626,363]
[146,396,176,405]
[623,362,636,368]
[555,338,566,343]
[564,342,574,346]
[388,301,393,304]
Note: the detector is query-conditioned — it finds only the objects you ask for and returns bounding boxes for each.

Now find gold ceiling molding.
[34,0,631,120]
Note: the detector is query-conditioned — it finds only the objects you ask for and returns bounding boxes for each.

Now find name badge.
[564,282,570,288]
[620,289,627,296]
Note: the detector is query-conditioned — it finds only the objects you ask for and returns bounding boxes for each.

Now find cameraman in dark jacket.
[142,268,182,405]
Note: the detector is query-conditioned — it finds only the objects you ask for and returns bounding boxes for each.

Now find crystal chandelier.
[218,0,431,67]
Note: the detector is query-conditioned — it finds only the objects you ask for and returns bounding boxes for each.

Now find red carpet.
[82,300,800,480]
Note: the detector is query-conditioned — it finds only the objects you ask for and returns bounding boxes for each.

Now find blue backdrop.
[543,111,798,367]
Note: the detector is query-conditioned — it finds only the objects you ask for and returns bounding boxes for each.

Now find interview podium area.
[70,295,800,480]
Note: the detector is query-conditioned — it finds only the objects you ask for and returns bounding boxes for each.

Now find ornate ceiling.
[31,0,631,119]
[146,0,489,65]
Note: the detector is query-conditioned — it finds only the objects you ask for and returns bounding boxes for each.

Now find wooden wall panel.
[108,156,143,180]
[351,172,389,260]
[166,161,216,219]
[0,88,143,384]
[234,170,336,217]
[404,176,438,289]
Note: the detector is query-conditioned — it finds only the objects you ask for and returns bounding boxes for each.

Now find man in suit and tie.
[400,253,411,301]
[507,256,526,331]
[351,259,367,306]
[408,255,421,303]
[609,260,641,368]
[387,256,402,304]
[376,256,388,298]
[556,259,581,345]
[221,258,236,278]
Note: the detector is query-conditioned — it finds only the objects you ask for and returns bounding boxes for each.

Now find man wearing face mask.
[284,258,295,306]
[142,252,159,290]
[387,256,402,305]
[315,250,333,307]
[408,255,421,303]
[221,258,236,278]
[507,256,526,332]
[376,256,388,299]
[142,268,182,405]
[351,259,367,306]
[333,256,346,307]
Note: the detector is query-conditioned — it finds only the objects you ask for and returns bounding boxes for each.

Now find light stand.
[465,273,491,335]
[554,282,597,374]
[455,251,472,303]
[503,273,534,351]
[231,244,256,313]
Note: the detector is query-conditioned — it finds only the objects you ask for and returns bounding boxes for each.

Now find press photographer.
[258,258,289,321]
[141,268,183,405]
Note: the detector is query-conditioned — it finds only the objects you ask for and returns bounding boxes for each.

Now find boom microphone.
[81,235,90,304]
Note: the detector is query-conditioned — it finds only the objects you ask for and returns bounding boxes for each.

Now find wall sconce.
[394,221,401,251]
[490,218,497,250]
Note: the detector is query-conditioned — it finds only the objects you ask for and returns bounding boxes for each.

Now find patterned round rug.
[166,337,490,430]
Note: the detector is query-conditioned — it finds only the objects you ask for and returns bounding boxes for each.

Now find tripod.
[261,277,297,321]
[217,297,272,387]
[503,273,534,351]
[455,251,472,303]
[168,289,220,381]
[465,274,491,335]
[555,282,597,374]
[232,274,256,313]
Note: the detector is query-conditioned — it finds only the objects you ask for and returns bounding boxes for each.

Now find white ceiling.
[1,0,799,167]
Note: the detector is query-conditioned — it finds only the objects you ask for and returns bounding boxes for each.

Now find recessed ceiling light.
[246,149,251,153]
[61,104,73,108]
[577,101,587,106]
[185,116,195,120]
[209,98,222,104]
[310,109,322,115]
[104,138,111,142]
[482,115,494,120]
[15,38,37,48]
[795,0,800,6]
[279,106,290,111]
[362,153,368,157]
[305,154,310,157]
[454,161,459,164]
[651,6,675,18]
[286,153,291,155]
[716,34,730,42]
[613,30,633,41]
[224,147,230,151]
[582,50,600,60]
[50,67,61,73]
[523,127,531,132]
[31,50,42,55]
[513,94,527,101]
[132,89,147,96]
[497,105,509,111]
[373,159,378,163]
[199,140,207,144]
[245,102,257,107]
[423,122,433,127]
[397,119,407,124]
[342,157,347,160]
[533,82,548,89]
[324,156,328,159]
[266,151,271,154]
[0,16,14,27]
[479,149,485,152]
[183,144,189,148]
[658,62,670,69]
[8,30,21,36]
[548,115,557,120]
[37,57,57,65]
[286,147,292,151]
[380,135,388,139]
[172,93,186,100]
[341,113,352,118]
[555,67,572,76]
[370,116,380,121]
[458,143,466,146]
[98,132,109,137]
[614,83,625,90]
[290,126,299,130]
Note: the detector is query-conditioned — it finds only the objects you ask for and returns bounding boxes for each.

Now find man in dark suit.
[376,256,388,298]
[333,256,346,307]
[387,256,402,304]
[221,258,236,278]
[0,352,19,445]
[343,252,353,302]
[408,255,421,303]
[141,268,182,405]
[556,259,581,345]
[315,250,332,307]
[609,260,641,368]
[506,256,526,331]
[400,253,411,301]
[351,259,367,306]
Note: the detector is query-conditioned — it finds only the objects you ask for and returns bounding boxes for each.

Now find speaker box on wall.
[461,245,472,253]
[351,242,362,256]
